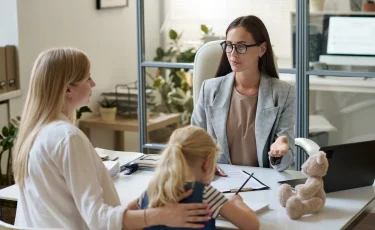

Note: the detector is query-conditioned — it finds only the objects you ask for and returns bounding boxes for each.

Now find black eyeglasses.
[220,41,261,54]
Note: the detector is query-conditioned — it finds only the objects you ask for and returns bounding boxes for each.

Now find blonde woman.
[128,126,260,230]
[13,48,211,230]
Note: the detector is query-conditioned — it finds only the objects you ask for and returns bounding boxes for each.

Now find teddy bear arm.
[298,178,322,199]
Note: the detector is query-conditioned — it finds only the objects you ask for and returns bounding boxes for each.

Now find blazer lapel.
[255,73,279,167]
[207,72,235,164]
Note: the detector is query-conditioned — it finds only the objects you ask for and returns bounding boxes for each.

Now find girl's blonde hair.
[147,126,220,208]
[13,47,91,187]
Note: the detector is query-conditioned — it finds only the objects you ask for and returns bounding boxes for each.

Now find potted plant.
[98,97,117,121]
[0,117,20,186]
[363,0,375,11]
[148,25,213,125]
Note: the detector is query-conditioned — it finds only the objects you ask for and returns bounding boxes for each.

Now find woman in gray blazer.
[191,15,295,172]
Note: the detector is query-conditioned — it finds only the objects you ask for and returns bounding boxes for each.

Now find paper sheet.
[211,170,268,192]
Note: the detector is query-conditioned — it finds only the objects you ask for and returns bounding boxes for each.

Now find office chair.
[193,40,320,157]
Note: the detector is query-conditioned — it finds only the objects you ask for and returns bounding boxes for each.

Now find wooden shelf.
[0,90,22,102]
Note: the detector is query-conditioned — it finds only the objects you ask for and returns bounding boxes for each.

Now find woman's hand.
[215,165,227,177]
[268,136,289,158]
[157,190,212,228]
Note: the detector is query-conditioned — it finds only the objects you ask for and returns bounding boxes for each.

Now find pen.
[112,156,119,161]
[242,170,251,176]
[235,172,254,195]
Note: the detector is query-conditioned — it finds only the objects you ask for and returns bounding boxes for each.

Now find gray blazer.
[191,72,296,171]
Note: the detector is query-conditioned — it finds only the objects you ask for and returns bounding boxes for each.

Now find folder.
[0,47,7,94]
[5,45,19,92]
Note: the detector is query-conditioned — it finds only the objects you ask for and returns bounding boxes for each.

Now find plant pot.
[100,107,117,121]
[363,3,375,11]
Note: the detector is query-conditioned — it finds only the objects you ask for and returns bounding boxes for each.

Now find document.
[211,170,269,193]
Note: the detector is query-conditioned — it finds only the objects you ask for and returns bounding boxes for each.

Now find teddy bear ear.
[316,151,326,165]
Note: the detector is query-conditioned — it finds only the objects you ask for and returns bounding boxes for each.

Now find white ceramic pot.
[100,107,117,121]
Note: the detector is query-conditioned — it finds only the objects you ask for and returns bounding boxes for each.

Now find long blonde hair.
[147,126,220,208]
[13,47,91,187]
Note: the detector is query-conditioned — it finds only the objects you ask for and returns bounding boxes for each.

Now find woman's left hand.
[268,136,289,158]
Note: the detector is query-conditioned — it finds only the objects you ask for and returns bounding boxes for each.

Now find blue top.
[139,181,217,230]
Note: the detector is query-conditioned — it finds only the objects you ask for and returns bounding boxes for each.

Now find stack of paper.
[211,170,269,193]
[103,161,120,178]
[95,148,144,166]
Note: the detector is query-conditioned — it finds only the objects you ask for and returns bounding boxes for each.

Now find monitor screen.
[327,16,375,56]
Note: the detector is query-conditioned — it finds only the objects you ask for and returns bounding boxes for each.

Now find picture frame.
[96,0,128,9]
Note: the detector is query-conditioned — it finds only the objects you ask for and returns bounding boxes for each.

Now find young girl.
[128,126,260,230]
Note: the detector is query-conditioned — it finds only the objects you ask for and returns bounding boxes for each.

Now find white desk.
[1,162,374,230]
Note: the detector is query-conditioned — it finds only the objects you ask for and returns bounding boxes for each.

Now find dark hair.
[215,15,279,79]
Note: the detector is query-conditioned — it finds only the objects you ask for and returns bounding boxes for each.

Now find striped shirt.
[203,184,228,218]
[137,184,227,219]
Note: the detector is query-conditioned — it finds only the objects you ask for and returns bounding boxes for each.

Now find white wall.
[10,0,150,151]
[0,0,18,46]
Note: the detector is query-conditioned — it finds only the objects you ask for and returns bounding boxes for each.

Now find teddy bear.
[278,151,329,220]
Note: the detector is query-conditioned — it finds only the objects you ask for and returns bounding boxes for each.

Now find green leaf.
[169,29,178,40]
[156,47,164,57]
[0,139,7,147]
[152,77,165,88]
[201,24,209,34]
[153,56,163,61]
[2,126,9,137]
[9,124,15,136]
[0,135,3,140]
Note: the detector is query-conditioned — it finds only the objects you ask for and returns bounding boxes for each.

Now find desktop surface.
[1,162,374,230]
[112,164,375,230]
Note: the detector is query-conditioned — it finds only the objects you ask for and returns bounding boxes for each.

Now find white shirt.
[15,114,126,229]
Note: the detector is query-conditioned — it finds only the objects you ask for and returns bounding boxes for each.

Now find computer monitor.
[279,140,375,193]
[327,16,375,56]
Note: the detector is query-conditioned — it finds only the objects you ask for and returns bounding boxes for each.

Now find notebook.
[211,170,269,193]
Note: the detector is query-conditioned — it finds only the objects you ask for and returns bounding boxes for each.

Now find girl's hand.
[215,165,227,177]
[268,136,289,158]
[227,194,243,204]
